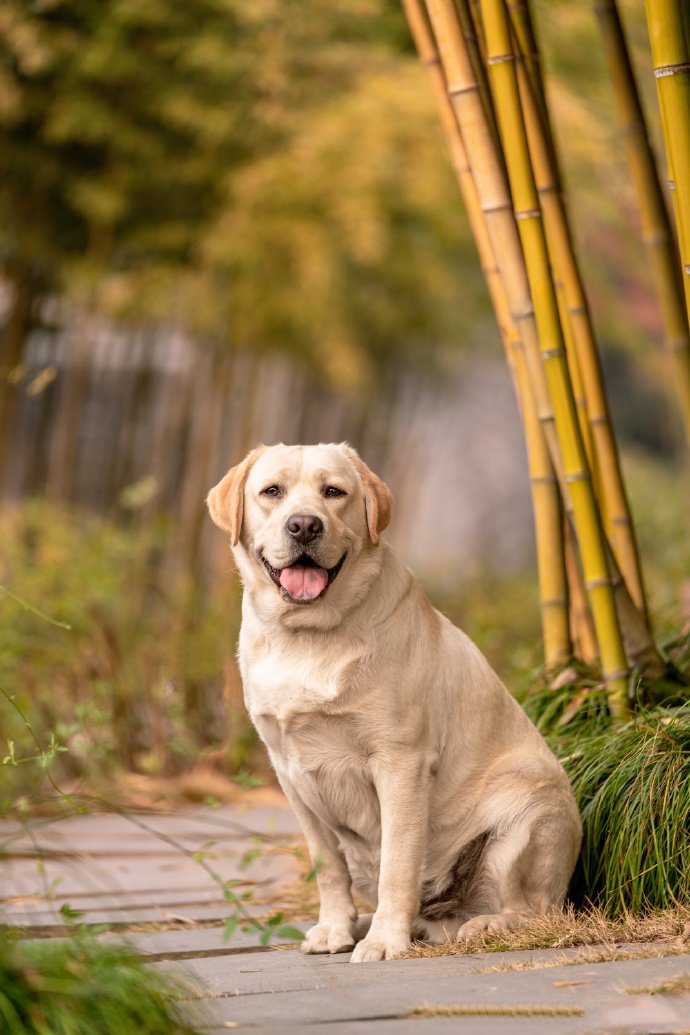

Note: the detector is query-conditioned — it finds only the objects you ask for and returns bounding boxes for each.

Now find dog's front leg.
[278,776,357,955]
[351,755,428,963]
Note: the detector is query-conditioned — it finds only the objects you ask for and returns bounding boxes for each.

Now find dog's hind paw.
[300,921,356,955]
[456,911,529,940]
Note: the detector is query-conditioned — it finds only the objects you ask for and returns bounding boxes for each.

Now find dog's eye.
[261,485,282,498]
[323,486,346,498]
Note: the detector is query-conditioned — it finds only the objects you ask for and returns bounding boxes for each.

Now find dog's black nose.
[286,514,323,544]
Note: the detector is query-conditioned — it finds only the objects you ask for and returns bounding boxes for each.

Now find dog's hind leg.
[455,803,581,941]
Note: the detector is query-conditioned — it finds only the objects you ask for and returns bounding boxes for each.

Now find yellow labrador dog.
[207,443,581,963]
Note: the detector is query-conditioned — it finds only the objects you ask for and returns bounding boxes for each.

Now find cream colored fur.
[207,443,582,963]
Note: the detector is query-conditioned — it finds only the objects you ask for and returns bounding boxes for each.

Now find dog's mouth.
[262,553,346,604]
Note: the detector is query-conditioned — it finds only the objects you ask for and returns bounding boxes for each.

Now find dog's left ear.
[340,444,393,546]
[207,446,265,546]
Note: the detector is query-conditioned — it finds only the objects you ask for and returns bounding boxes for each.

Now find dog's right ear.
[207,446,265,546]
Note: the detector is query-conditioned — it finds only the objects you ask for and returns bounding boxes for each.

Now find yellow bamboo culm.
[519,362,572,667]
[421,0,631,702]
[476,0,630,715]
[596,0,690,446]
[422,0,561,473]
[564,521,599,665]
[645,0,690,324]
[506,0,549,131]
[509,2,650,626]
[402,0,571,665]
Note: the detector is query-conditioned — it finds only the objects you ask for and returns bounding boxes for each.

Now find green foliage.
[0,0,247,279]
[563,708,690,916]
[0,0,484,391]
[0,500,246,806]
[623,450,690,625]
[525,674,613,740]
[430,572,542,686]
[0,932,202,1034]
[200,58,482,386]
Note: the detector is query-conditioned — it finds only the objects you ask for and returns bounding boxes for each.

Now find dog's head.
[207,443,392,622]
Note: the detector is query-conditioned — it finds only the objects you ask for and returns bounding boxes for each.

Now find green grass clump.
[0,933,202,1034]
[525,675,690,916]
[560,708,690,916]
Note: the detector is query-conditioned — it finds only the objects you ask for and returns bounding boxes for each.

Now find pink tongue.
[279,564,328,600]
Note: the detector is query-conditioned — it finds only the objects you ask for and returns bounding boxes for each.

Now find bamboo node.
[564,470,591,484]
[449,84,480,99]
[515,208,542,220]
[585,576,613,590]
[487,53,517,66]
[654,62,690,79]
[484,201,515,215]
[421,56,441,69]
[567,305,587,316]
[542,347,567,360]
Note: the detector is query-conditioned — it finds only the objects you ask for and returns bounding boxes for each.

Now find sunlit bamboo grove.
[402,0,690,717]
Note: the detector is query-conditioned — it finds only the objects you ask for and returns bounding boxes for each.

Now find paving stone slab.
[2,887,229,912]
[2,848,296,900]
[5,804,690,1035]
[0,805,301,856]
[17,924,309,957]
[3,904,239,929]
[195,1023,595,1035]
[165,948,690,1031]
[195,1016,682,1035]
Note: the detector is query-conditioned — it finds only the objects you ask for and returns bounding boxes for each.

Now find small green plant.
[0,501,250,804]
[0,933,203,1034]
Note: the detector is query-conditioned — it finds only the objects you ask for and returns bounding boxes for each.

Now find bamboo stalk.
[402,0,570,664]
[422,0,632,696]
[510,3,650,625]
[413,0,665,686]
[564,519,599,665]
[475,0,630,714]
[644,0,690,323]
[423,0,561,465]
[596,0,690,446]
[520,359,572,666]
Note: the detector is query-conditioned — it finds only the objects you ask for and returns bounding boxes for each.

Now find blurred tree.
[0,0,245,482]
[0,0,483,487]
[198,61,485,390]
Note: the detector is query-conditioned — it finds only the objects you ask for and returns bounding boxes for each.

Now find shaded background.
[1,0,688,804]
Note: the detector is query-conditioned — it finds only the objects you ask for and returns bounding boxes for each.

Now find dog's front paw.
[300,920,356,955]
[350,933,410,963]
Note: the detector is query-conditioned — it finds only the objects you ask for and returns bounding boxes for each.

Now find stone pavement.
[2,800,690,1034]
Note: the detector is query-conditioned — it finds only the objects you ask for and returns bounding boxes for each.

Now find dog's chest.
[244,650,342,721]
[242,632,380,836]
[259,709,379,838]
